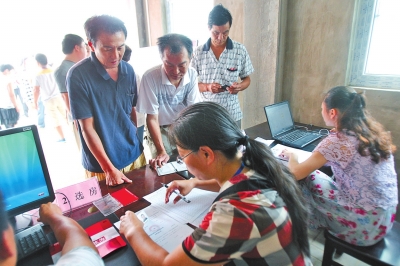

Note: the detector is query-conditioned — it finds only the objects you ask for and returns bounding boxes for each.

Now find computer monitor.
[0,125,55,227]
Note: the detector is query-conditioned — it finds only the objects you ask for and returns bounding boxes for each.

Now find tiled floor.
[16,112,370,266]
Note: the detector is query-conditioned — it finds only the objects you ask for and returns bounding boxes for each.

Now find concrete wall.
[282,0,399,217]
[216,0,282,129]
[219,0,400,218]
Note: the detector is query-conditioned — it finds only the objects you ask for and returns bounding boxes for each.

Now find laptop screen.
[264,101,295,137]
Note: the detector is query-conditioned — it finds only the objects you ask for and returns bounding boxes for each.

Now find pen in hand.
[161,182,191,203]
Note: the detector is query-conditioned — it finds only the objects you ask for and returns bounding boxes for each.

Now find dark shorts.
[0,108,19,128]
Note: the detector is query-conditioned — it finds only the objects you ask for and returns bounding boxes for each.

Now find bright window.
[0,0,138,68]
[165,0,214,45]
[347,0,400,89]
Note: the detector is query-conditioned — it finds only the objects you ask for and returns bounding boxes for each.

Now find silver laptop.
[264,101,321,148]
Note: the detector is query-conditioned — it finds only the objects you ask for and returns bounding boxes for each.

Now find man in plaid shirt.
[191,4,254,128]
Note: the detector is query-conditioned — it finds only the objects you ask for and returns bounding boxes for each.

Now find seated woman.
[282,86,398,246]
[119,102,311,265]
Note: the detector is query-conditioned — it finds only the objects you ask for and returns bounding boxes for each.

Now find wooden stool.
[322,221,400,266]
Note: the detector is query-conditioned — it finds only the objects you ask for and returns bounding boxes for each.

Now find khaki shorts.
[85,152,146,181]
[146,126,176,158]
[44,96,67,127]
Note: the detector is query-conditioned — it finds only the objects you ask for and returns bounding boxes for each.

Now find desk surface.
[244,121,324,152]
[18,165,184,266]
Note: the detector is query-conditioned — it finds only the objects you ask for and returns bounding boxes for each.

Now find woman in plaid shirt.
[120,102,311,266]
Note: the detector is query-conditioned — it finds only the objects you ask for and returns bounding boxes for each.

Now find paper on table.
[143,185,218,224]
[255,137,274,146]
[156,161,187,176]
[190,208,209,228]
[270,144,312,163]
[114,206,194,253]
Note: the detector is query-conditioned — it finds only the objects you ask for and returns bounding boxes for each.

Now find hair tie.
[238,135,249,146]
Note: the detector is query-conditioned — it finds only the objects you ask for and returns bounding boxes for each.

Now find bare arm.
[7,83,19,112]
[282,150,328,180]
[120,211,222,266]
[78,117,132,186]
[60,93,71,114]
[33,85,40,109]
[198,82,224,93]
[130,107,137,127]
[228,76,251,94]
[38,203,97,255]
[147,114,169,168]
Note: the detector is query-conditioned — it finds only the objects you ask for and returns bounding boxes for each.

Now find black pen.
[161,183,191,203]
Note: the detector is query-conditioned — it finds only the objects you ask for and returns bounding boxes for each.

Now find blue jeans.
[37,98,45,127]
[137,125,144,144]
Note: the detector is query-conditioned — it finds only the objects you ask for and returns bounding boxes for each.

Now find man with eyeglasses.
[136,34,202,169]
[191,4,254,128]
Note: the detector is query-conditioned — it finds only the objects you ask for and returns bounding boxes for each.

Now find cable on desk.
[318,129,330,136]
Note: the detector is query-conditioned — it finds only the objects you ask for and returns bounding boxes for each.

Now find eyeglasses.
[177,150,195,164]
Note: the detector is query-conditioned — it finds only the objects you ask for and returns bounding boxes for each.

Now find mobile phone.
[221,85,229,90]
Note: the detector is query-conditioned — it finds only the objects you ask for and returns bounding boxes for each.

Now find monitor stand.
[9,214,33,232]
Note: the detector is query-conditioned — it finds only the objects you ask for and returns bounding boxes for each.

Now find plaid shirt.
[191,38,254,121]
[182,170,311,266]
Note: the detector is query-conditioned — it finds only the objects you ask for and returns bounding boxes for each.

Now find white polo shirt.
[136,65,201,126]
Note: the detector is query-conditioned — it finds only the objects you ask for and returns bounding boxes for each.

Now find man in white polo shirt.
[137,34,201,169]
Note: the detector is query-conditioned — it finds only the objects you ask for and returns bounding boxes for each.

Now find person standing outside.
[0,64,19,129]
[136,34,202,168]
[191,4,254,128]
[55,34,87,149]
[34,53,67,142]
[67,15,145,186]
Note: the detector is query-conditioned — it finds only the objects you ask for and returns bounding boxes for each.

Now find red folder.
[85,219,126,257]
[111,188,139,206]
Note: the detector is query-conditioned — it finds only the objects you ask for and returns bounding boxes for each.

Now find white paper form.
[114,208,194,253]
[270,144,312,163]
[156,161,187,176]
[143,185,218,224]
[255,137,274,147]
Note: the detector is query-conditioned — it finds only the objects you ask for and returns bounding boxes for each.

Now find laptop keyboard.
[16,224,49,260]
[277,130,308,142]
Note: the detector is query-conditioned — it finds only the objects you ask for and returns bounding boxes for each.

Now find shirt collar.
[202,37,233,51]
[160,65,190,87]
[90,52,127,80]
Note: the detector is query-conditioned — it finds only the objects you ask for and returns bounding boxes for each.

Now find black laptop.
[264,101,321,148]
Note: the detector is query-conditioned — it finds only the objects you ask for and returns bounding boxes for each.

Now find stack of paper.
[156,161,187,176]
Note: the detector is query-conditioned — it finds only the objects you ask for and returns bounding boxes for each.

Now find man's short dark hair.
[208,4,232,29]
[84,15,127,45]
[122,45,132,62]
[62,34,84,55]
[0,64,14,72]
[35,53,48,66]
[157,34,193,59]
[0,191,9,240]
